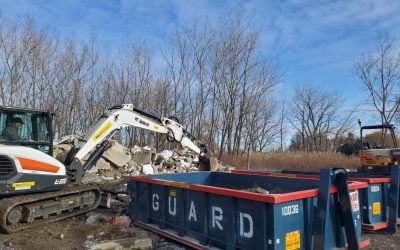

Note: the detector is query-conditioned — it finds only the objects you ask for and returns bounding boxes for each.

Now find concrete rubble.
[54,135,230,181]
[242,186,270,194]
[82,216,184,250]
[88,237,153,250]
[85,211,113,224]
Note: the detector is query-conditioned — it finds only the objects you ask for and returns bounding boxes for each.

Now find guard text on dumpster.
[239,212,253,238]
[152,194,159,211]
[169,196,176,215]
[211,206,224,230]
[188,201,197,221]
[210,206,254,238]
[151,193,255,239]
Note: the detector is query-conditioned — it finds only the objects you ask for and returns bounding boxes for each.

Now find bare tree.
[163,14,280,158]
[278,100,286,151]
[211,14,279,158]
[0,19,30,106]
[0,15,281,156]
[355,31,400,126]
[290,84,342,152]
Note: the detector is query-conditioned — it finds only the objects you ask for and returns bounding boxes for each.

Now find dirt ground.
[0,214,398,249]
[0,179,188,250]
[365,230,400,249]
[0,213,188,250]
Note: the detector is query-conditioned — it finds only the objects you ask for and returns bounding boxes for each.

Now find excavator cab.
[358,119,400,174]
[0,106,53,155]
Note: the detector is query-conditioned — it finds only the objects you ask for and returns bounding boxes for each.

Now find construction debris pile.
[53,135,229,182]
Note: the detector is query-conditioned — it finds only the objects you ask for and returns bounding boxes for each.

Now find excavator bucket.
[198,155,210,171]
[198,155,219,171]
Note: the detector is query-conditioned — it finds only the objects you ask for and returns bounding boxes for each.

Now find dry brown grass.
[221,152,360,171]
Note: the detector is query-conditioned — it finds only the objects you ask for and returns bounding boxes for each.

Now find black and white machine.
[0,104,209,233]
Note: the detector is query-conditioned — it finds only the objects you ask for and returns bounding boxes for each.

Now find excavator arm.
[65,104,209,183]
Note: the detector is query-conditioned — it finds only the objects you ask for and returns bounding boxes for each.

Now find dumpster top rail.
[130,172,367,204]
[232,169,391,184]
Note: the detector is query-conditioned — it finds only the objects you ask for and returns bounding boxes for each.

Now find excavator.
[0,104,210,233]
[358,118,400,174]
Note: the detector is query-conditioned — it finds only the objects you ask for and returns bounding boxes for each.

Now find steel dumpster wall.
[232,169,395,231]
[128,172,367,249]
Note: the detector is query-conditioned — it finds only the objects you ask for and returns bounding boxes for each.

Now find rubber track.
[0,184,101,233]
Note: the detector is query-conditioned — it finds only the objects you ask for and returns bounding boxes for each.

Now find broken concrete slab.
[88,158,111,174]
[127,159,138,168]
[53,143,73,163]
[142,164,154,175]
[132,238,153,250]
[89,237,153,250]
[54,134,80,145]
[158,150,173,161]
[209,156,219,171]
[242,186,269,194]
[82,173,104,184]
[89,241,120,250]
[131,146,156,166]
[86,212,112,224]
[102,141,131,168]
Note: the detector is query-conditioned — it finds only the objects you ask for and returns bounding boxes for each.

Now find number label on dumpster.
[282,204,299,216]
[370,185,380,192]
[285,230,300,250]
[350,191,360,212]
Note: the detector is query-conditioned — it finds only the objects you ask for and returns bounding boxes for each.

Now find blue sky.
[0,0,399,122]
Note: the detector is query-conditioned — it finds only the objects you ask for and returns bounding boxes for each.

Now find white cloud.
[0,0,399,105]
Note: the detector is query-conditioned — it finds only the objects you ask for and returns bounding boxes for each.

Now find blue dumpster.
[233,169,399,232]
[128,172,369,249]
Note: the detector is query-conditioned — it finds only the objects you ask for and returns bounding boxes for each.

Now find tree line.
[0,16,279,159]
[0,16,399,158]
[289,30,400,153]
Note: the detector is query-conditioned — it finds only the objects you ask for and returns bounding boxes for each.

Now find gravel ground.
[0,215,188,250]
[364,230,400,249]
[0,215,398,249]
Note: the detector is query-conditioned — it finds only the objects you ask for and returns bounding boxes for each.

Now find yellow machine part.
[359,149,397,167]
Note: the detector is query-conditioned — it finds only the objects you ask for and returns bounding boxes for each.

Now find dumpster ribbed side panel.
[184,190,208,245]
[132,184,273,249]
[363,183,386,225]
[269,200,305,250]
[128,172,368,249]
[232,169,394,231]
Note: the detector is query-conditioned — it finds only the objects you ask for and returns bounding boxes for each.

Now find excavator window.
[0,108,52,155]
